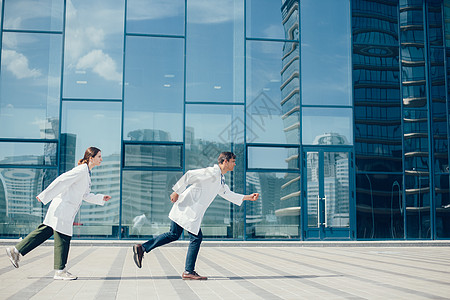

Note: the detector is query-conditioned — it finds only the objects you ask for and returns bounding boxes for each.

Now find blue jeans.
[141,221,203,273]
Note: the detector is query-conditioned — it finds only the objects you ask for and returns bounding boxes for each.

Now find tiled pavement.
[1,240,450,299]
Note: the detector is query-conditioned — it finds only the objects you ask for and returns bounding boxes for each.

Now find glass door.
[303,149,353,240]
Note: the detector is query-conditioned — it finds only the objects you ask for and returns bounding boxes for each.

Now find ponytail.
[78,147,101,166]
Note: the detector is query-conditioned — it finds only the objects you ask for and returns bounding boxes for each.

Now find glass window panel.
[3,0,63,31]
[122,170,182,237]
[246,172,301,239]
[63,0,124,100]
[324,152,349,228]
[185,104,244,169]
[247,147,299,170]
[404,173,431,239]
[186,0,244,102]
[301,0,351,106]
[246,0,298,40]
[0,142,57,166]
[61,101,121,238]
[0,168,57,237]
[124,144,182,168]
[124,36,184,142]
[246,40,299,144]
[356,173,404,239]
[435,174,450,238]
[306,151,319,227]
[0,32,62,139]
[126,0,184,35]
[302,107,353,145]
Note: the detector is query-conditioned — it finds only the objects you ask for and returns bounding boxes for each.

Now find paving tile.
[1,241,450,299]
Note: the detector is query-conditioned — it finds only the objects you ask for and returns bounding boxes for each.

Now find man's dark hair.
[218,152,236,164]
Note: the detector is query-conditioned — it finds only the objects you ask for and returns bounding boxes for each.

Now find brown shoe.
[182,271,207,280]
[133,244,144,268]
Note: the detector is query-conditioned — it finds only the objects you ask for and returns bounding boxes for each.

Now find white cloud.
[76,49,121,82]
[127,0,184,20]
[1,49,42,79]
[188,0,242,24]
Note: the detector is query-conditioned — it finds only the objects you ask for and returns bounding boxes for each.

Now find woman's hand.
[103,195,111,201]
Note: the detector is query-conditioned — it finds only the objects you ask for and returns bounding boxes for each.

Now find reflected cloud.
[127,0,183,20]
[76,50,121,82]
[1,49,42,79]
[188,0,242,24]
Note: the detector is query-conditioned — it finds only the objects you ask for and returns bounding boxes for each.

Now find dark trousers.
[142,221,203,273]
[15,224,72,270]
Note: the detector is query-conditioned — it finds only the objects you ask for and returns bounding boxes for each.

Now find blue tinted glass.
[124,36,184,142]
[356,173,404,239]
[248,147,299,170]
[302,107,353,145]
[124,144,182,168]
[126,0,184,35]
[0,32,62,139]
[435,174,450,238]
[246,172,301,239]
[3,0,63,31]
[246,40,299,144]
[185,104,244,169]
[301,0,351,105]
[246,0,298,40]
[186,0,244,102]
[63,0,124,100]
[0,168,57,236]
[0,142,57,165]
[61,101,121,237]
[122,170,182,237]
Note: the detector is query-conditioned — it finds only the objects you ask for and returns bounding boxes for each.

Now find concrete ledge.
[1,239,450,247]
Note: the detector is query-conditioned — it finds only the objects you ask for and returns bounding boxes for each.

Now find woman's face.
[90,151,103,167]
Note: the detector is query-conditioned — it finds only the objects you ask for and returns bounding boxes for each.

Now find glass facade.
[1,0,449,241]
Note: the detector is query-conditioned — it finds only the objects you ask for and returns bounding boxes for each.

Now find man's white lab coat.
[169,164,243,235]
[37,163,106,236]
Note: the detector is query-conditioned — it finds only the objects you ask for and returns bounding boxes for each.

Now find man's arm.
[170,192,179,203]
[243,193,259,201]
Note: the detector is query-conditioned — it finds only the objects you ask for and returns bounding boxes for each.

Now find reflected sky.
[61,101,122,160]
[3,0,63,31]
[301,0,351,106]
[63,0,124,99]
[126,0,184,35]
[186,0,244,102]
[302,107,352,145]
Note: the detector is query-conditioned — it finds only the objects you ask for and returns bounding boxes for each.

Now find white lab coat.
[37,163,105,236]
[169,164,244,235]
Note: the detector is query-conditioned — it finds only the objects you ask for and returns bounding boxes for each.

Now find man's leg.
[6,224,53,268]
[133,221,183,268]
[182,229,206,280]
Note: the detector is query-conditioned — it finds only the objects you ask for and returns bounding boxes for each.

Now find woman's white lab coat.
[37,163,105,236]
[169,164,243,235]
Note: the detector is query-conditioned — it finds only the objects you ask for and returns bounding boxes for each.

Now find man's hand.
[243,193,259,201]
[170,192,179,203]
[103,195,111,201]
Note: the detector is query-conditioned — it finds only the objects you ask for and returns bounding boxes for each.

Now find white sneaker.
[54,269,77,280]
[6,247,20,268]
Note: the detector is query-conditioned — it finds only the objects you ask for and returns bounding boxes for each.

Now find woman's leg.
[15,224,53,256]
[53,231,72,270]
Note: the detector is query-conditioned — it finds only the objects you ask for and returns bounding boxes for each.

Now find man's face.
[224,158,236,172]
